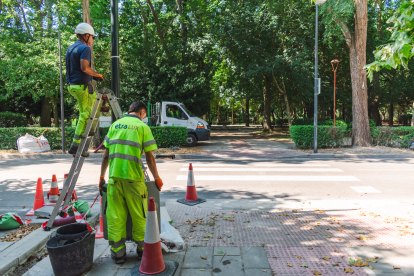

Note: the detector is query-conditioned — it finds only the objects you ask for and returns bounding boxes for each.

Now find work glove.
[93,74,104,82]
[99,177,107,197]
[155,178,163,191]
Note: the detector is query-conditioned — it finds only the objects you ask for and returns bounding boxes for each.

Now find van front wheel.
[186,134,197,147]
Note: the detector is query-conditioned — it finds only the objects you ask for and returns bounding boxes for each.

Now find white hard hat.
[75,23,95,36]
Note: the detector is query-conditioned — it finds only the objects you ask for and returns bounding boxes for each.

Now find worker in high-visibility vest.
[71,115,77,127]
[66,22,104,157]
[100,101,163,264]
[169,106,179,118]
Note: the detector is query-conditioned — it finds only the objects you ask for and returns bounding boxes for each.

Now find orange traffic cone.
[46,174,60,206]
[95,198,104,239]
[139,197,166,274]
[62,173,78,202]
[26,178,45,216]
[177,163,206,206]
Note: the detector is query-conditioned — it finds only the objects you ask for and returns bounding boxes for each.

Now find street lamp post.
[331,59,340,127]
[314,0,327,153]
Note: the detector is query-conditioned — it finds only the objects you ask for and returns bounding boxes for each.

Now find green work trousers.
[67,85,96,143]
[107,177,148,257]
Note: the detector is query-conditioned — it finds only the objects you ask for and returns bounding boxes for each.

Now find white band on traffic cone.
[144,210,160,244]
[187,170,195,186]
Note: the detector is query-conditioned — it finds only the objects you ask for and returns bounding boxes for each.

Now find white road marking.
[350,186,382,193]
[181,164,330,167]
[176,175,360,181]
[180,168,343,172]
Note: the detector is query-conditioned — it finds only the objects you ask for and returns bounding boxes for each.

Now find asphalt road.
[1,156,413,219]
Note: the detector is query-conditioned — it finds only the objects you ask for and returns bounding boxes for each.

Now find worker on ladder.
[65,22,104,157]
[99,102,164,264]
[71,114,77,127]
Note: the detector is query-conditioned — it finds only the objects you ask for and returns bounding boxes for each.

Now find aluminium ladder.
[44,87,149,230]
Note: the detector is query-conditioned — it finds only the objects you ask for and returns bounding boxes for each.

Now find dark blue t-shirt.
[65,40,93,84]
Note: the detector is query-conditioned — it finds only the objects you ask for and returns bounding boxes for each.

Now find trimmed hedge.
[372,126,414,148]
[0,126,187,150]
[290,125,347,149]
[0,112,27,127]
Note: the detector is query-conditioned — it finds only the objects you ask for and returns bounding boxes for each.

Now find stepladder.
[44,86,152,230]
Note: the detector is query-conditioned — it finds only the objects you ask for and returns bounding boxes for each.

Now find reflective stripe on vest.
[108,153,141,164]
[143,140,156,148]
[107,138,142,150]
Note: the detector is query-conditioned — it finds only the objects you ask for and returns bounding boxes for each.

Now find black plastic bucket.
[46,224,95,276]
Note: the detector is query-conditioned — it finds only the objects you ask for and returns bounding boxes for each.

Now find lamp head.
[331,59,340,64]
[315,0,328,4]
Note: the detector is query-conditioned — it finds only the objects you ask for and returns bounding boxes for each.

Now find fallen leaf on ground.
[322,257,331,261]
[332,264,339,266]
[348,258,355,265]
[261,270,267,272]
[338,229,344,231]
[200,256,207,260]
[334,250,339,253]
[393,266,400,270]
[308,247,313,250]
[216,251,224,254]
[344,268,354,274]
[369,266,374,270]
[200,269,205,271]
[374,256,379,259]
[365,258,377,263]
[223,215,234,218]
[297,256,302,258]
[312,271,321,275]
[287,263,293,267]
[300,264,308,268]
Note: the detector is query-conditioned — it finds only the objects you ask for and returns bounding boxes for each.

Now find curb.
[0,204,100,275]
[2,153,414,160]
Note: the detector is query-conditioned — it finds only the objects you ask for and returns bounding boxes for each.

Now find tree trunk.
[320,97,326,121]
[262,75,272,131]
[54,96,58,127]
[272,72,291,126]
[411,102,414,127]
[388,103,393,126]
[147,0,171,58]
[245,96,250,127]
[333,0,371,147]
[41,96,52,127]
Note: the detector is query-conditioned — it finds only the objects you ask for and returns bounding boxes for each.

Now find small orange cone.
[95,198,104,239]
[139,197,166,275]
[177,163,206,206]
[46,174,60,206]
[26,178,45,216]
[62,173,78,202]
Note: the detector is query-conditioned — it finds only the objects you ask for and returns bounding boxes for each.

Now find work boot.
[111,250,126,264]
[68,143,90,157]
[136,246,143,260]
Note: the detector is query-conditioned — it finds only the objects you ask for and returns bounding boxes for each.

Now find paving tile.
[85,247,118,276]
[379,248,414,275]
[244,268,273,276]
[242,247,270,269]
[181,268,213,276]
[183,247,213,269]
[213,255,243,275]
[214,247,241,256]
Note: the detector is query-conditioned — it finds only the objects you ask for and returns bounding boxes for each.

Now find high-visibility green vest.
[170,111,178,118]
[71,118,77,126]
[103,115,158,181]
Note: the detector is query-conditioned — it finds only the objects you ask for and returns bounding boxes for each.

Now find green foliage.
[150,127,187,148]
[0,112,27,127]
[347,119,376,133]
[371,126,414,148]
[320,119,347,128]
[365,2,414,76]
[0,127,76,150]
[0,126,187,150]
[292,118,314,126]
[290,125,347,149]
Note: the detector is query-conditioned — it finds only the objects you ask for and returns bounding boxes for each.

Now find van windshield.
[179,104,194,117]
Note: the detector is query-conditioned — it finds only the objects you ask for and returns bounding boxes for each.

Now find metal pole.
[111,0,120,123]
[333,69,336,126]
[148,101,151,126]
[59,33,66,154]
[314,4,319,153]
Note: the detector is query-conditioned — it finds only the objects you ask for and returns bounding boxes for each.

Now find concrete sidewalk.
[22,202,414,276]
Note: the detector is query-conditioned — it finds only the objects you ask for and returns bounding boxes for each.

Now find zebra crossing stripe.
[176,175,360,181]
